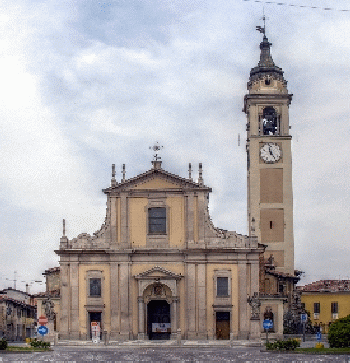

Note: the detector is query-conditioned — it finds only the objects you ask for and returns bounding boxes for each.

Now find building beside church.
[0,288,36,341]
[55,31,300,341]
[299,280,350,333]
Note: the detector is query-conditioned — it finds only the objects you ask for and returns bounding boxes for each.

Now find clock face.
[260,143,282,163]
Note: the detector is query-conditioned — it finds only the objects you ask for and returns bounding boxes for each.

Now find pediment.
[103,167,212,194]
[134,266,182,280]
[131,177,180,190]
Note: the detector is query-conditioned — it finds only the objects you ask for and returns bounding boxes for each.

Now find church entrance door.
[216,312,230,340]
[147,300,171,340]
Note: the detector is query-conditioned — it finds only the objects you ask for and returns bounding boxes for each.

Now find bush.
[0,339,8,350]
[30,339,50,348]
[328,314,350,348]
[265,339,300,351]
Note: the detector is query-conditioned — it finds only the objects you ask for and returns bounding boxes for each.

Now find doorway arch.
[147,300,171,340]
[134,266,183,340]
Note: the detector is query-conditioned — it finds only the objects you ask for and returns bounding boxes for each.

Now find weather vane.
[256,8,267,35]
[149,142,164,161]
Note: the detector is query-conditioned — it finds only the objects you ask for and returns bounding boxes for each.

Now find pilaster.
[238,262,249,339]
[69,261,79,340]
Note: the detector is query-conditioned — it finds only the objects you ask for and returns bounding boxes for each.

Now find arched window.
[262,107,279,135]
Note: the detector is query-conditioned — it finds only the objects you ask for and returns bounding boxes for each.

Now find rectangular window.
[217,277,229,296]
[90,278,101,297]
[148,207,166,234]
[331,302,338,314]
[314,302,320,314]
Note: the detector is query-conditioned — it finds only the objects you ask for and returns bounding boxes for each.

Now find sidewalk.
[56,339,263,348]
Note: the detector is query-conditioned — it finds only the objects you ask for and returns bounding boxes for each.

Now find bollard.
[176,328,181,346]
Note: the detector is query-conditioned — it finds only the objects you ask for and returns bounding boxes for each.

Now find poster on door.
[152,323,171,333]
[91,322,101,342]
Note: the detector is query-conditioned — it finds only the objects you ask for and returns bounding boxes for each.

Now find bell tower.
[244,32,294,275]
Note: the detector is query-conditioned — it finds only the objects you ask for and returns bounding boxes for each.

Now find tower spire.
[249,21,285,83]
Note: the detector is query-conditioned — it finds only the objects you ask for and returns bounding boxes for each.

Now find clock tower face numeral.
[260,143,282,163]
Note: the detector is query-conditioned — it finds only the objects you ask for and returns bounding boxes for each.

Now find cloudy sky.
[0,0,349,293]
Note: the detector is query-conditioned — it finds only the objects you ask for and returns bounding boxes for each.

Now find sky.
[0,0,349,293]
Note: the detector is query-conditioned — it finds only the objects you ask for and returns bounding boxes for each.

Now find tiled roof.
[298,280,350,292]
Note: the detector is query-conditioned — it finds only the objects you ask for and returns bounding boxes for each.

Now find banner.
[152,323,171,333]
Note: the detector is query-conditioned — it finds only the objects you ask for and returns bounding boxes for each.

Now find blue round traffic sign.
[263,319,273,330]
[37,326,49,336]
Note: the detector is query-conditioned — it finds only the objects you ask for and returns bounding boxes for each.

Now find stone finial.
[111,164,117,187]
[63,219,66,237]
[121,164,126,182]
[188,163,193,181]
[251,217,256,236]
[198,163,203,186]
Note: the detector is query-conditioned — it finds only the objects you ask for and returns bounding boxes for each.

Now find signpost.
[37,325,49,336]
[301,313,307,342]
[263,319,273,343]
[38,316,48,325]
[37,315,49,338]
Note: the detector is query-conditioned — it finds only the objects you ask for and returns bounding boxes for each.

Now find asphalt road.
[1,346,349,363]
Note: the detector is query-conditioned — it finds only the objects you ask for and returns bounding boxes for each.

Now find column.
[138,297,145,340]
[170,297,179,340]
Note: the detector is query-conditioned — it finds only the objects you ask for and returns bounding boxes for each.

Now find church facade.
[56,159,262,341]
[56,32,297,341]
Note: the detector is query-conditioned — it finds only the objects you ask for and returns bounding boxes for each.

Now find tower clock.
[244,34,294,275]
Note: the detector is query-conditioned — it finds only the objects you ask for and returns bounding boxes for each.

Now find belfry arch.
[134,267,182,340]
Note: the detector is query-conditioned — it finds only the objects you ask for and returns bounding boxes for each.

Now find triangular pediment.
[134,266,182,280]
[131,176,180,190]
[103,167,212,193]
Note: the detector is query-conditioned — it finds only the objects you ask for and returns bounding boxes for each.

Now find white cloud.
[0,0,350,291]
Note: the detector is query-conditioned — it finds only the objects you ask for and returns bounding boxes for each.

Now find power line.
[243,0,350,12]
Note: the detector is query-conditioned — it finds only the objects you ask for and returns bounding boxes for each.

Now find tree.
[328,314,350,348]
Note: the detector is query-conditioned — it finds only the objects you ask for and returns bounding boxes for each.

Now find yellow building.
[56,159,264,341]
[300,280,350,333]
